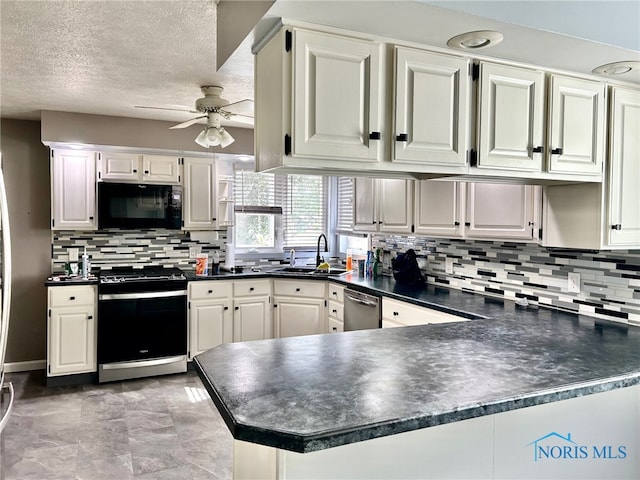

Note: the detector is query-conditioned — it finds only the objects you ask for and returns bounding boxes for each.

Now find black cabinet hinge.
[611,224,622,231]
[48,309,51,318]
[48,365,50,374]
[284,134,292,156]
[471,63,480,81]
[369,132,381,140]
[98,171,102,179]
[324,300,327,307]
[50,150,55,159]
[411,224,415,233]
[468,149,478,167]
[51,219,55,228]
[188,301,190,309]
[538,228,543,241]
[285,30,292,52]
[178,175,181,183]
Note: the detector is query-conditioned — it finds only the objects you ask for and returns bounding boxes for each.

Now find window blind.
[283,174,327,249]
[233,170,281,214]
[336,177,354,234]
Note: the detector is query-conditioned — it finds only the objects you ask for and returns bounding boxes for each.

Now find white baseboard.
[4,359,46,373]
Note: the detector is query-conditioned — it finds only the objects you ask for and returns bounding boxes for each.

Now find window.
[234,169,328,252]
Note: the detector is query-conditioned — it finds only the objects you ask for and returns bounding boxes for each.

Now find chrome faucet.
[289,249,296,267]
[316,234,328,267]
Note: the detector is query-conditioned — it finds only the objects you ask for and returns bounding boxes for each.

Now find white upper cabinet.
[292,29,382,162]
[414,180,540,241]
[547,75,605,175]
[353,178,413,234]
[607,87,640,247]
[393,47,469,170]
[477,63,545,172]
[466,183,539,240]
[51,149,96,230]
[414,180,465,238]
[183,157,216,230]
[98,152,180,184]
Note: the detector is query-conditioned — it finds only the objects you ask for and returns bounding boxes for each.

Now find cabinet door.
[183,157,216,230]
[414,180,464,237]
[379,179,413,234]
[466,183,536,240]
[233,296,272,342]
[141,155,180,184]
[608,87,640,247]
[51,149,96,230]
[274,297,325,338]
[394,47,469,167]
[98,152,141,181]
[293,29,381,162]
[353,177,378,232]
[48,306,96,376]
[189,300,231,360]
[478,63,545,171]
[548,75,605,175]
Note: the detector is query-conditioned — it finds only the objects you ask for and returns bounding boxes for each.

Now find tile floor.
[1,370,233,480]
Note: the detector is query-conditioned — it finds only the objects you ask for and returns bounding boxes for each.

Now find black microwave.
[98,182,182,230]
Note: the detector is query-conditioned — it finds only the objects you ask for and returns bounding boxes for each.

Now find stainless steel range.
[98,266,187,383]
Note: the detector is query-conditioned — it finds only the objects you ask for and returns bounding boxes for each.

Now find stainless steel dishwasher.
[343,289,381,331]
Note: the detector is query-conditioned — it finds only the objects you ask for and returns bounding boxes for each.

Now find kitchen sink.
[271,266,348,276]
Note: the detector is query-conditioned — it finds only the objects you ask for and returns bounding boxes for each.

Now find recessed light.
[592,61,639,76]
[447,30,503,50]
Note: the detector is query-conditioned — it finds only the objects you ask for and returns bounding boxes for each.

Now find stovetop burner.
[99,266,186,284]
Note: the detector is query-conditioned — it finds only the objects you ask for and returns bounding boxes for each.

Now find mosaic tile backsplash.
[52,229,227,272]
[52,229,640,327]
[373,234,640,327]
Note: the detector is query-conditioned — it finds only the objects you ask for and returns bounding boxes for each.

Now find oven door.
[98,290,187,365]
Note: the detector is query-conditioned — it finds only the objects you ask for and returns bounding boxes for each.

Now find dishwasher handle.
[345,293,379,308]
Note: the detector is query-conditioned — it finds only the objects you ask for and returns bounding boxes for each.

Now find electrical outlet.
[189,246,201,258]
[568,272,580,293]
[445,258,454,275]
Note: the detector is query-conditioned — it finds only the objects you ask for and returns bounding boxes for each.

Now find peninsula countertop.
[194,282,640,454]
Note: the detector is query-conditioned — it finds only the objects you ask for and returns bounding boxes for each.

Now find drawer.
[328,300,344,321]
[48,285,96,308]
[189,281,232,300]
[328,317,344,333]
[273,280,326,298]
[328,283,344,303]
[382,298,466,327]
[233,279,271,297]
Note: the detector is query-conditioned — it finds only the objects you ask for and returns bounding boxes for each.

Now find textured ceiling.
[1,0,638,132]
[0,0,255,127]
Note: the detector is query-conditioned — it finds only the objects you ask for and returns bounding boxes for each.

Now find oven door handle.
[98,290,187,300]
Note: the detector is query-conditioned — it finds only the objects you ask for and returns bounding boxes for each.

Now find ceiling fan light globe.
[219,128,235,148]
[195,129,209,148]
[206,128,222,144]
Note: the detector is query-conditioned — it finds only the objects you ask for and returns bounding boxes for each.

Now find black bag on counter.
[391,249,425,285]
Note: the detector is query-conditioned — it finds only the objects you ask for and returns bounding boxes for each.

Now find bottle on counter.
[81,247,90,279]
[346,249,353,271]
[373,248,382,278]
[365,250,374,278]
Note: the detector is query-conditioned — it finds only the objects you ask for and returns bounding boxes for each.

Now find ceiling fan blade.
[169,115,207,129]
[220,99,254,115]
[135,105,199,114]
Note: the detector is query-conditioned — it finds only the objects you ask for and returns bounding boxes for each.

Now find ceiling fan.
[135,86,253,148]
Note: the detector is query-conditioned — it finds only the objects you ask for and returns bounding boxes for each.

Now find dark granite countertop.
[195,279,640,453]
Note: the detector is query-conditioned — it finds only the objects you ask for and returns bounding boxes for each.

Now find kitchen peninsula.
[195,278,640,480]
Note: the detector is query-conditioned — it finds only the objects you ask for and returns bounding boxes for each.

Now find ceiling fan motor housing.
[195,86,228,113]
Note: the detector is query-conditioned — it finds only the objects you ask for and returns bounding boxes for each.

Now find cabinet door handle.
[273,304,278,308]
[234,306,239,310]
[249,287,254,292]
[393,311,399,316]
[332,309,337,314]
[295,288,301,292]
[369,132,381,140]
[69,296,75,300]
[223,306,229,311]
[454,221,460,226]
[87,315,93,320]
[212,218,217,221]
[144,170,150,174]
[332,327,337,332]
[551,147,563,155]
[465,222,471,227]
[208,290,213,294]
[89,216,94,220]
[332,291,337,296]
[396,133,408,142]
[133,169,137,173]
[532,146,544,154]
[611,224,622,230]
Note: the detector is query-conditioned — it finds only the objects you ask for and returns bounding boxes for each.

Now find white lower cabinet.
[47,285,97,376]
[233,280,272,342]
[274,280,326,338]
[382,297,467,328]
[188,281,232,360]
[327,283,345,333]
